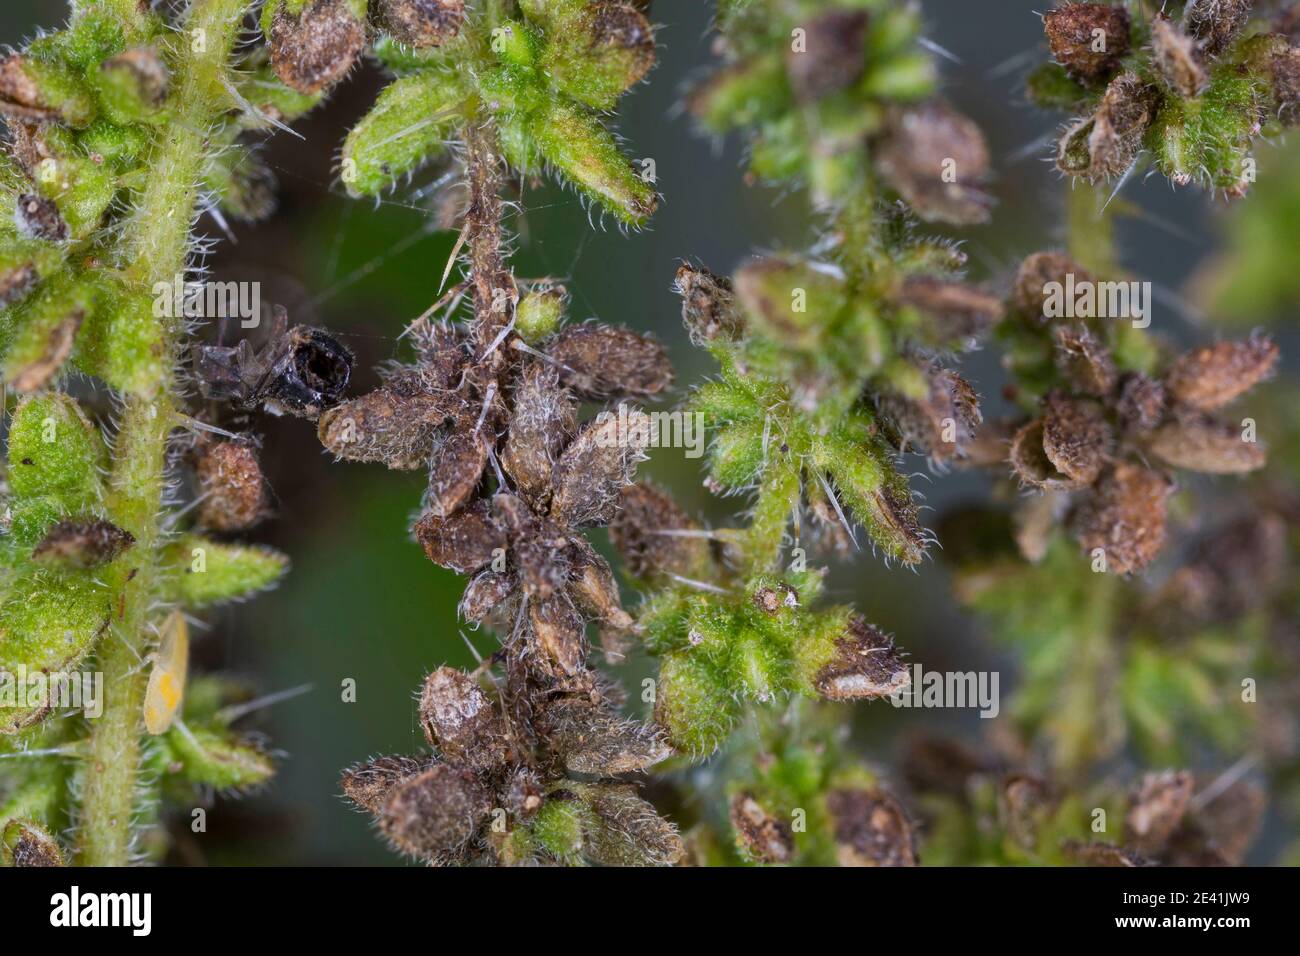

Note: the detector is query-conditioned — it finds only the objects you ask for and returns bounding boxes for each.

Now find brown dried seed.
[194,440,270,532]
[572,782,685,866]
[1060,839,1150,867]
[11,309,83,393]
[31,519,134,568]
[1044,3,1132,82]
[1163,335,1279,412]
[269,0,366,95]
[372,0,464,48]
[15,194,69,243]
[729,792,794,864]
[1151,14,1208,97]
[785,9,869,102]
[537,695,670,774]
[1145,415,1266,474]
[826,788,918,867]
[548,409,651,528]
[459,570,513,623]
[1057,73,1157,181]
[547,325,673,400]
[318,368,460,470]
[1,820,65,867]
[418,666,506,769]
[1125,770,1194,853]
[502,765,546,823]
[529,594,587,677]
[414,499,506,573]
[340,754,434,814]
[814,616,910,701]
[587,1,657,89]
[876,101,993,226]
[1271,48,1300,125]
[674,263,745,344]
[501,363,576,507]
[1074,462,1172,575]
[377,762,492,861]
[1010,251,1090,323]
[1055,324,1116,395]
[1116,372,1167,431]
[568,541,634,632]
[1041,392,1112,486]
[897,276,1001,345]
[427,423,489,517]
[1009,418,1082,490]
[878,364,982,463]
[609,482,711,581]
[1184,0,1251,58]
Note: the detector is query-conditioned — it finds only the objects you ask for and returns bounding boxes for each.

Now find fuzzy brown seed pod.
[319,367,460,470]
[897,277,1001,346]
[15,194,68,243]
[459,570,513,624]
[269,0,366,95]
[878,363,982,463]
[826,788,918,867]
[536,695,670,774]
[101,46,170,107]
[1184,0,1252,58]
[414,499,507,573]
[586,1,657,91]
[427,423,490,517]
[377,762,492,861]
[814,616,910,701]
[1116,372,1166,431]
[1145,415,1266,474]
[546,325,673,401]
[0,55,53,119]
[729,792,794,863]
[568,541,634,634]
[419,667,508,769]
[785,9,869,102]
[1151,14,1208,97]
[1,819,65,867]
[548,410,651,527]
[372,0,464,48]
[194,440,270,532]
[502,766,545,822]
[31,519,134,568]
[1010,251,1090,323]
[1163,335,1279,412]
[1057,72,1158,181]
[609,482,712,581]
[1125,770,1194,854]
[0,262,38,309]
[875,101,993,226]
[529,593,588,676]
[502,363,576,508]
[1055,324,1117,396]
[674,263,745,344]
[1074,462,1172,574]
[1060,839,1150,866]
[1043,3,1132,82]
[340,754,435,814]
[1040,392,1112,487]
[1271,47,1300,125]
[560,783,685,866]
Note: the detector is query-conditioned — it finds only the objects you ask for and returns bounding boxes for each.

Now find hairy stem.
[79,0,249,867]
[1065,181,1118,276]
[465,118,509,352]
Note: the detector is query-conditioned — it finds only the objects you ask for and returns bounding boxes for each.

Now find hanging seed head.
[729,792,794,863]
[826,788,918,867]
[193,439,270,532]
[1043,3,1132,82]
[268,0,366,95]
[418,667,508,769]
[373,0,465,48]
[1151,14,1209,97]
[1,819,65,867]
[341,755,435,814]
[876,101,993,225]
[31,518,134,568]
[675,263,745,344]
[1074,462,1172,574]
[1163,335,1278,412]
[377,762,492,861]
[609,482,711,581]
[785,9,869,103]
[546,325,673,401]
[1184,0,1252,58]
[15,194,69,243]
[1145,414,1266,474]
[1125,770,1194,854]
[1057,73,1157,181]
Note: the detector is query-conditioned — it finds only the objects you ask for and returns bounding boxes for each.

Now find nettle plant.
[1,0,1295,868]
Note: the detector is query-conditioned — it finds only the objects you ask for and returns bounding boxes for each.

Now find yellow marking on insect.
[144,610,189,735]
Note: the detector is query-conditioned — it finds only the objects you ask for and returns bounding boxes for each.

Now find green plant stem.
[1066,181,1118,276]
[79,0,249,867]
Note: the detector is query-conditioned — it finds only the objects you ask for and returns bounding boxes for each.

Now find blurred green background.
[3,1,1295,864]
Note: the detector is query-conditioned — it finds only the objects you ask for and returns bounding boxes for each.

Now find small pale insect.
[144,610,189,735]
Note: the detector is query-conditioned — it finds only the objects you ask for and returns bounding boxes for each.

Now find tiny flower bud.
[341,754,434,814]
[1043,3,1132,82]
[515,285,567,344]
[545,2,657,110]
[378,762,492,861]
[98,46,170,121]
